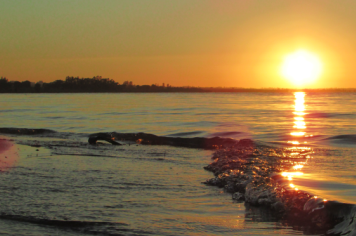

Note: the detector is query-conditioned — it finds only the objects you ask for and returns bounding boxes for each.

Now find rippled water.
[0,92,355,235]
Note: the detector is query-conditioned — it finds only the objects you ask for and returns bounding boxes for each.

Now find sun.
[281,49,322,86]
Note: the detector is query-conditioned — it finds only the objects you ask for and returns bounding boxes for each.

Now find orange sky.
[1,0,356,88]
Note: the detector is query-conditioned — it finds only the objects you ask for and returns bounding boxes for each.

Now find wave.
[0,213,157,235]
[166,131,204,137]
[101,112,127,115]
[324,134,356,143]
[0,214,124,227]
[89,132,242,149]
[0,214,134,235]
[283,112,355,119]
[0,128,56,135]
[305,112,354,118]
[203,139,356,235]
[208,131,245,138]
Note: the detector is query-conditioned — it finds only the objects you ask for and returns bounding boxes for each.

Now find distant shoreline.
[1,76,356,93]
[1,88,356,94]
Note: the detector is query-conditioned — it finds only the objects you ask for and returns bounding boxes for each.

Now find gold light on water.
[294,92,306,112]
[293,112,306,116]
[290,132,306,137]
[282,172,304,177]
[282,171,304,181]
[287,146,311,151]
[294,104,305,112]
[294,117,304,121]
[283,92,317,194]
[290,92,307,139]
[293,164,304,170]
[293,121,306,129]
[294,92,305,99]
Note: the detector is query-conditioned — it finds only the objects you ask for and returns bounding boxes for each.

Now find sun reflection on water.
[282,92,314,189]
[290,92,306,136]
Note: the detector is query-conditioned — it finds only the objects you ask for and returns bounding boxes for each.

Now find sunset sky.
[1,0,356,88]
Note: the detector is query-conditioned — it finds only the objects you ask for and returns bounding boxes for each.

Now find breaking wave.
[324,134,356,143]
[0,214,154,236]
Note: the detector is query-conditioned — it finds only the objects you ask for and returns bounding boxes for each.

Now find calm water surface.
[0,92,355,235]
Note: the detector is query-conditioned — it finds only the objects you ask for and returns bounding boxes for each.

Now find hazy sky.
[1,0,356,88]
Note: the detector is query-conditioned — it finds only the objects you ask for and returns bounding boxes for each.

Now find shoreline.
[1,88,356,94]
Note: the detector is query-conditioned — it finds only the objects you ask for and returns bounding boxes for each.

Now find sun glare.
[281,50,322,86]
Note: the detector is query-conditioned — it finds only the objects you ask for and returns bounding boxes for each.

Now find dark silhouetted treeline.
[1,76,356,93]
[0,76,204,93]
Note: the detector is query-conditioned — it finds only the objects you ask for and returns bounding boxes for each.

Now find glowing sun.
[281,50,322,86]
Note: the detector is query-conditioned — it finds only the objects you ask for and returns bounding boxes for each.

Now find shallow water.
[0,143,305,236]
[0,92,356,235]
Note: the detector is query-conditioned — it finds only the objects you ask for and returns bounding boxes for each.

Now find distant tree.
[35,83,41,92]
[0,77,9,92]
[21,80,31,88]
[13,81,22,92]
[0,77,8,84]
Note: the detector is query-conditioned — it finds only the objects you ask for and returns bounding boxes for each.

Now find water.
[0,92,355,235]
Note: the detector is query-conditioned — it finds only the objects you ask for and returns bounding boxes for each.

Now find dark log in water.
[89,132,241,149]
[88,135,122,145]
[203,139,356,235]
